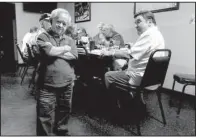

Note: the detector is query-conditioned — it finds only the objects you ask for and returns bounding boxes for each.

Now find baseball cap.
[39,13,50,21]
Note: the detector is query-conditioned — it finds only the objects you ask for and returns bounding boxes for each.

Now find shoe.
[56,129,70,136]
[57,130,70,136]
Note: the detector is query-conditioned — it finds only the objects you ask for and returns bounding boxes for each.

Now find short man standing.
[104,11,165,93]
[36,8,78,136]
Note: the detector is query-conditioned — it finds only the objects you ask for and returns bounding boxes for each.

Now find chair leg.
[21,66,28,85]
[177,84,187,115]
[20,66,27,78]
[18,66,24,77]
[136,121,141,135]
[169,79,176,106]
[156,87,166,125]
[29,66,37,88]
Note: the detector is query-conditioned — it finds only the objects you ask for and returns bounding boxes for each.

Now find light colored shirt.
[22,32,38,57]
[23,29,46,58]
[21,32,32,52]
[126,26,165,85]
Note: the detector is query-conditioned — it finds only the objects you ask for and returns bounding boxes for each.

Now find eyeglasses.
[56,21,70,27]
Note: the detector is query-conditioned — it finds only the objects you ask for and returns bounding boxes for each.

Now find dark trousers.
[105,71,130,90]
[37,83,73,135]
[103,71,130,115]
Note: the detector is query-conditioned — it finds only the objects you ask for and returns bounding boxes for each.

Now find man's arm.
[129,34,151,60]
[112,34,125,48]
[58,38,78,60]
[37,34,71,57]
[58,52,76,60]
[113,50,131,59]
[102,49,131,59]
[46,42,71,56]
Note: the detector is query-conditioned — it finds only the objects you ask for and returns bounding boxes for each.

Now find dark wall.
[23,2,57,13]
[0,3,16,73]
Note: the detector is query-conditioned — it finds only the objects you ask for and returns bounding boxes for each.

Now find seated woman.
[93,22,106,47]
[101,24,125,49]
[101,24,127,71]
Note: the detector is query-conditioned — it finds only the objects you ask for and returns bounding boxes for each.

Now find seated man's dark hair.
[134,10,156,25]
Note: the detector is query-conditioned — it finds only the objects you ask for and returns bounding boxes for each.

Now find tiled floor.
[1,72,196,136]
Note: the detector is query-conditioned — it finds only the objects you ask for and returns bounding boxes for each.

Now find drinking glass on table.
[89,40,95,51]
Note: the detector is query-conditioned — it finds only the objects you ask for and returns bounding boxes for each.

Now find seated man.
[38,13,51,33]
[104,10,165,92]
[22,13,51,61]
[21,26,39,60]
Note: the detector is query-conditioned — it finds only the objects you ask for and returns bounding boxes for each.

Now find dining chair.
[112,49,171,135]
[16,43,28,79]
[19,43,37,85]
[170,73,195,115]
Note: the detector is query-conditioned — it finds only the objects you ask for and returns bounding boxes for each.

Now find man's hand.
[45,42,71,52]
[45,42,52,46]
[101,50,113,56]
[63,45,71,52]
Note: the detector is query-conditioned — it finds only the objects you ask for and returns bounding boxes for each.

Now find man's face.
[77,29,87,40]
[41,19,51,31]
[134,15,149,35]
[51,13,69,35]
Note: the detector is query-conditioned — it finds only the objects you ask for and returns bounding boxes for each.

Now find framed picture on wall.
[134,2,179,14]
[75,2,91,23]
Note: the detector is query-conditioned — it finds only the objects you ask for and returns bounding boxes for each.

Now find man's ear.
[147,19,153,26]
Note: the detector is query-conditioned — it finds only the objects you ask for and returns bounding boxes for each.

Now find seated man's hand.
[110,45,119,50]
[80,36,89,44]
[101,50,112,56]
[95,45,103,49]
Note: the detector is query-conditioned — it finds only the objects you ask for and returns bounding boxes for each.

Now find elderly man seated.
[22,13,51,61]
[104,11,165,103]
[21,26,39,60]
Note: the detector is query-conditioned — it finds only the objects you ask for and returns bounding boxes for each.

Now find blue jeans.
[37,84,73,135]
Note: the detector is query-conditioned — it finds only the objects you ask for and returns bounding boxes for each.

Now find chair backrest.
[140,49,171,88]
[26,43,39,66]
[16,43,27,63]
[26,43,34,61]
[32,45,41,61]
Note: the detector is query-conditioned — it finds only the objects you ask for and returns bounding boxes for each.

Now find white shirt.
[126,26,165,85]
[21,32,32,52]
